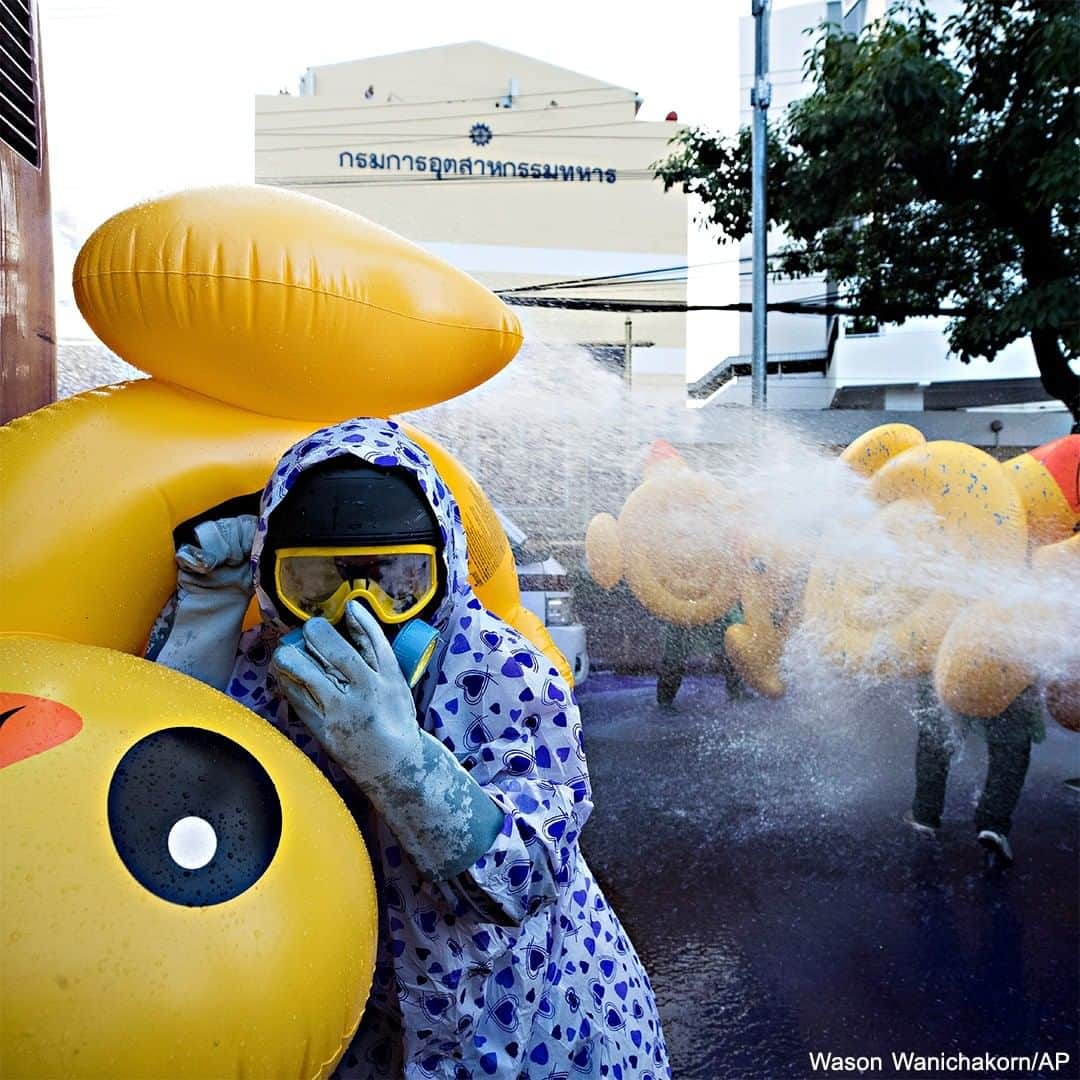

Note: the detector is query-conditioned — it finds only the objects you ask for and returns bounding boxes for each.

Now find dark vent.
[0,0,39,167]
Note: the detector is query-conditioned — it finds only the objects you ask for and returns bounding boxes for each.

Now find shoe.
[1064,778,1080,793]
[903,810,938,838]
[977,829,1014,865]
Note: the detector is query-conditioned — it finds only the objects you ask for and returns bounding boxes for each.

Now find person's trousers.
[656,625,690,706]
[912,709,1032,836]
[656,623,742,706]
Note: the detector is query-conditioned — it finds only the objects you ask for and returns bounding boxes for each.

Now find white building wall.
[830,318,1038,389]
[256,43,688,401]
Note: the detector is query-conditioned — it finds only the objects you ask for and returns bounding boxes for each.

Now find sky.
[41,0,819,366]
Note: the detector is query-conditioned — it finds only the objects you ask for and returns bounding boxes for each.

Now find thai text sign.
[338,151,618,183]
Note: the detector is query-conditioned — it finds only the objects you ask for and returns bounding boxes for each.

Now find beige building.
[255,42,688,399]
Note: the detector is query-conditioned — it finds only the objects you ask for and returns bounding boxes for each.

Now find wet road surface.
[576,675,1080,1079]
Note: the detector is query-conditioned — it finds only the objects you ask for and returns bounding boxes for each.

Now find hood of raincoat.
[251,418,466,635]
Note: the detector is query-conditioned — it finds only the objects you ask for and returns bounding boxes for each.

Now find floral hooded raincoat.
[222,418,669,1080]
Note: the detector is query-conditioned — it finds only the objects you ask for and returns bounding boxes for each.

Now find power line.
[258,117,651,136]
[256,113,681,157]
[258,132,673,151]
[254,96,638,132]
[255,84,636,116]
[500,295,969,316]
[500,295,807,313]
[531,271,812,290]
[257,116,669,139]
[497,254,794,295]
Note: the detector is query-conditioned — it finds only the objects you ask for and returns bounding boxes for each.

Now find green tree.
[656,0,1080,427]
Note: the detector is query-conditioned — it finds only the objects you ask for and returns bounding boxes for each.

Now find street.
[578,676,1080,1079]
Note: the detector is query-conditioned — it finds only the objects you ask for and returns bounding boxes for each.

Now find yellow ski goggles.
[273,545,439,626]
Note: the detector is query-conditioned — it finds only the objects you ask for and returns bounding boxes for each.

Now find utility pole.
[751,0,771,409]
[623,316,633,389]
[823,1,842,360]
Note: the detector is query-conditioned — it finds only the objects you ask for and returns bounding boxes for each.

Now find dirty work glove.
[155,515,258,692]
[270,599,504,881]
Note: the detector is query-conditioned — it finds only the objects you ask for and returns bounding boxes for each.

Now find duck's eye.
[108,727,282,906]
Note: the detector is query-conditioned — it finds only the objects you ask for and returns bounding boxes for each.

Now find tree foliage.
[656,0,1080,423]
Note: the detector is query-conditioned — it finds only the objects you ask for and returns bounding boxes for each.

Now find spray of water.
[408,329,1079,709]
[55,317,1076,708]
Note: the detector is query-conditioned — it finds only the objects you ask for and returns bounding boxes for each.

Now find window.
[844,314,880,336]
[1,0,39,167]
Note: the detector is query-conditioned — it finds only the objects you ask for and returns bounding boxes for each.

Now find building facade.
[255,42,688,400]
[691,0,1065,424]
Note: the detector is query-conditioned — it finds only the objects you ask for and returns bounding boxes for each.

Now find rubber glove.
[155,516,258,692]
[270,599,505,881]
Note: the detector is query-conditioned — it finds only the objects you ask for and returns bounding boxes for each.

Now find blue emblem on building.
[469,122,493,147]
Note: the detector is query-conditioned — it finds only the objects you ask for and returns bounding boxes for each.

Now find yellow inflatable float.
[729,422,935,697]
[584,423,1078,714]
[803,427,1079,716]
[584,441,798,697]
[1,636,376,1080]
[2,185,569,681]
[933,528,1080,720]
[585,443,740,627]
[0,184,569,1079]
[803,436,1030,678]
[73,186,522,421]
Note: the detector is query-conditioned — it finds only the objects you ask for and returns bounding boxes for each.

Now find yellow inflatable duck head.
[584,440,741,627]
[1,635,376,1079]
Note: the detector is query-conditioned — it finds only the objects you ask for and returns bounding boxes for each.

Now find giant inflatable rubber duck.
[584,440,803,699]
[0,185,570,1078]
[1,637,376,1078]
[584,440,757,701]
[585,441,740,626]
[584,422,1078,716]
[803,424,1079,717]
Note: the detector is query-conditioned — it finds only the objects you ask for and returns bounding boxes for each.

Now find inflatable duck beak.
[1004,434,1080,547]
[0,693,83,769]
[643,438,687,475]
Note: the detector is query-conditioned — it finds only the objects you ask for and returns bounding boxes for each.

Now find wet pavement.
[576,675,1080,1079]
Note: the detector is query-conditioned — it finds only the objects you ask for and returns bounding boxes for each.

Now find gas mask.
[263,458,444,687]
